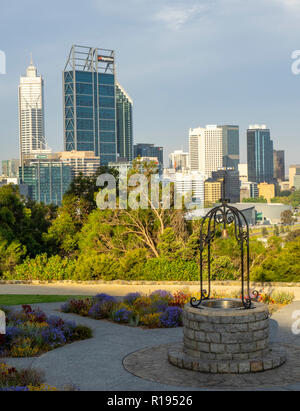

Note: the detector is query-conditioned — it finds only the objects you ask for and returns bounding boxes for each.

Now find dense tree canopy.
[0,175,299,282]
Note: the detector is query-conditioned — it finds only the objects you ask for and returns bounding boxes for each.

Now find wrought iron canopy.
[190,198,257,310]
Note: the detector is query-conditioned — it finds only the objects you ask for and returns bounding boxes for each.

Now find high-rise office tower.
[63,45,117,165]
[175,171,205,206]
[211,169,241,203]
[289,165,300,189]
[189,125,223,177]
[116,83,133,161]
[2,159,20,177]
[19,160,72,206]
[134,144,163,166]
[273,150,285,181]
[238,163,248,183]
[19,57,46,159]
[169,150,189,171]
[218,125,240,170]
[247,125,274,183]
[189,130,200,171]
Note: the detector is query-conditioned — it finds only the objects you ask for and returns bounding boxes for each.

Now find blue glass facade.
[134,144,163,165]
[116,84,133,161]
[247,128,274,183]
[64,70,117,165]
[218,125,240,170]
[19,161,72,206]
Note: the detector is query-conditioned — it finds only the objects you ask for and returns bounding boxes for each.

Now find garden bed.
[60,289,294,328]
[0,362,58,391]
[0,305,92,358]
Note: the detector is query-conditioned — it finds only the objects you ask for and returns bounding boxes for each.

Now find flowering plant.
[159,307,183,328]
[0,305,92,358]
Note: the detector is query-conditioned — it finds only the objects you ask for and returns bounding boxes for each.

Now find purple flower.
[113,308,133,323]
[151,300,169,313]
[93,294,116,304]
[41,326,66,348]
[123,292,141,306]
[61,301,72,313]
[47,316,65,329]
[0,387,29,391]
[150,290,172,300]
[3,326,24,345]
[159,307,183,328]
[88,303,105,320]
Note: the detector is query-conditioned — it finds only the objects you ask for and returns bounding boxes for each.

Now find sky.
[0,0,300,169]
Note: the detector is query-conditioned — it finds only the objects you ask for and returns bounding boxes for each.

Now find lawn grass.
[0,295,90,306]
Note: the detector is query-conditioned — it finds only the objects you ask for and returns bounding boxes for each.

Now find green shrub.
[140,258,198,281]
[5,254,75,281]
[271,291,294,305]
[72,252,119,281]
[210,256,237,280]
[72,325,93,340]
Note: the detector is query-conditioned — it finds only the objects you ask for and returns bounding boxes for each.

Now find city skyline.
[0,0,300,168]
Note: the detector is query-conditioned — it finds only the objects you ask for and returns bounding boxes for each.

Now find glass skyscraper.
[247,125,274,184]
[273,150,285,181]
[19,57,46,158]
[134,144,164,166]
[218,125,240,170]
[116,83,133,161]
[63,45,117,165]
[19,161,72,206]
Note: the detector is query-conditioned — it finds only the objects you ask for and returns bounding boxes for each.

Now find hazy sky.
[0,0,300,168]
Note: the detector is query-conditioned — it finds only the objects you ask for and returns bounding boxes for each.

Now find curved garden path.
[3,302,300,391]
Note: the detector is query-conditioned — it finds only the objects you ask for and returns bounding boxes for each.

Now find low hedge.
[5,254,200,282]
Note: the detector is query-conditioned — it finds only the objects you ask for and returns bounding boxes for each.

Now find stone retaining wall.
[1,280,300,286]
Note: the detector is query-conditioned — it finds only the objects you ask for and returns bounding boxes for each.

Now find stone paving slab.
[124,342,297,389]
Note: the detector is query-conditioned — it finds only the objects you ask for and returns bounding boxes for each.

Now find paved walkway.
[2,302,300,391]
[1,283,300,299]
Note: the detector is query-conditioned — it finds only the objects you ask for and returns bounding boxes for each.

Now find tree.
[243,197,267,203]
[0,240,26,277]
[281,210,294,226]
[279,190,292,197]
[0,185,53,257]
[65,167,119,216]
[285,229,300,242]
[43,210,79,256]
[157,228,183,260]
[261,227,268,237]
[273,225,280,236]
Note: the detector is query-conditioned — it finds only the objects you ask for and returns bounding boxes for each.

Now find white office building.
[163,169,205,207]
[169,150,189,171]
[238,163,248,182]
[19,57,46,159]
[189,125,223,177]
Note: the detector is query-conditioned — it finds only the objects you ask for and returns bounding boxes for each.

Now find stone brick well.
[168,300,286,374]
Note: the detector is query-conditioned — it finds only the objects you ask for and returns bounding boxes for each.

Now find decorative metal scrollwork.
[190,198,257,310]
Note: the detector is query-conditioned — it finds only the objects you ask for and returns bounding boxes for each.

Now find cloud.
[154,4,209,30]
[268,0,300,9]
